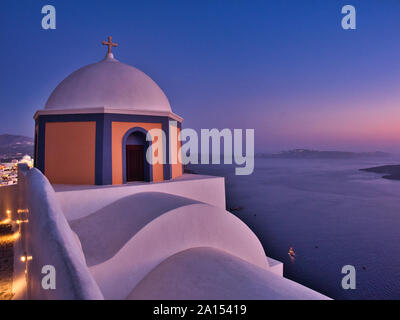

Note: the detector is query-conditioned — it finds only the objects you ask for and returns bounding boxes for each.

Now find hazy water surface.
[190,156,400,299]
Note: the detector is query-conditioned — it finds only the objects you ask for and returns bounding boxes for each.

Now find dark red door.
[126,145,144,181]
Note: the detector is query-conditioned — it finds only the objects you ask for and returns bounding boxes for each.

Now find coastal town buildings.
[0,155,33,187]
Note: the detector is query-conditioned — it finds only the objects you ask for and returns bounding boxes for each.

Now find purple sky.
[1,0,400,152]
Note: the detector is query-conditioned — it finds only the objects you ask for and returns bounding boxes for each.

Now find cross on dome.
[102,36,118,54]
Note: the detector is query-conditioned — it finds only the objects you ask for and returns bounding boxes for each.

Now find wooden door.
[126,145,145,182]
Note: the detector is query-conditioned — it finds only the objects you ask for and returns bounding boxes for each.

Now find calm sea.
[189,156,400,300]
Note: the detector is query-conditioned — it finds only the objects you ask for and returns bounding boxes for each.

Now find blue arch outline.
[122,127,153,183]
[34,113,180,185]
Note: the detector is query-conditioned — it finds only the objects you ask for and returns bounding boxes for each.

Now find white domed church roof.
[45,53,172,113]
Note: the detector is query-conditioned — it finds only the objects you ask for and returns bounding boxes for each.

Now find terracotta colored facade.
[34,114,183,185]
[44,122,96,185]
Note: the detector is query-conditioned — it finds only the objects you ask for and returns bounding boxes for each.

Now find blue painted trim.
[95,115,104,185]
[105,113,176,181]
[162,118,172,180]
[35,113,182,185]
[177,120,183,176]
[35,118,46,174]
[34,124,38,170]
[166,120,183,179]
[122,127,153,183]
[102,116,113,185]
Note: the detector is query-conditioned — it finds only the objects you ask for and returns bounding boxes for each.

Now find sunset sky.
[1,0,400,152]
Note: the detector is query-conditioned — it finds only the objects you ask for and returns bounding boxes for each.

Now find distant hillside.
[0,134,34,160]
[360,165,400,180]
[257,149,391,159]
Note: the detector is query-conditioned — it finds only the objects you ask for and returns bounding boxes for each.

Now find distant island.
[0,134,34,161]
[257,149,390,159]
[360,165,400,181]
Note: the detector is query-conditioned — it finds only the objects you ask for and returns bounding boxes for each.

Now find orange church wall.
[170,125,183,179]
[45,122,96,185]
[111,122,164,185]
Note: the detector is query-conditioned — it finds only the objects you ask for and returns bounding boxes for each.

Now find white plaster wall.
[128,247,330,300]
[54,174,226,221]
[267,257,284,277]
[90,203,270,300]
[69,192,202,266]
[19,168,103,300]
[10,168,328,300]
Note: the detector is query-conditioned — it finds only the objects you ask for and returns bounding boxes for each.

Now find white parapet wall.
[88,202,271,299]
[8,167,329,300]
[14,165,103,300]
[53,174,226,221]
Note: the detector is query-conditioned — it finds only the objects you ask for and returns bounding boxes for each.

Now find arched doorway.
[123,128,152,183]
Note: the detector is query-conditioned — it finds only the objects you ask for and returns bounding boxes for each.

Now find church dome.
[45,53,172,113]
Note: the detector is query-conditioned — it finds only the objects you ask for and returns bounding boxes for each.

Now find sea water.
[189,156,400,299]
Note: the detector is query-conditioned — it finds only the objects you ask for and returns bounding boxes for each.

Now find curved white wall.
[54,175,226,221]
[128,247,329,300]
[70,192,202,266]
[90,203,270,299]
[19,167,103,300]
[11,167,328,300]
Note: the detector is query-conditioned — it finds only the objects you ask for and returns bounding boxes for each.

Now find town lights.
[20,252,32,276]
[17,209,29,229]
[20,253,32,263]
[0,231,19,243]
[0,218,11,225]
[4,210,12,226]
